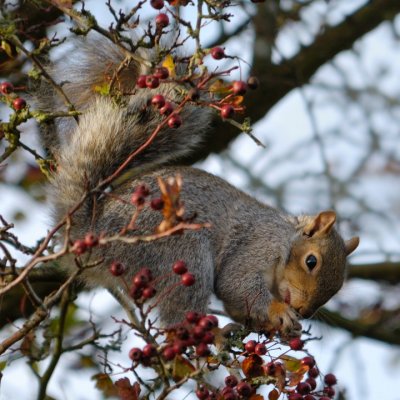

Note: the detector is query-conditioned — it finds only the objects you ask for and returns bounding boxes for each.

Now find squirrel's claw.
[266,299,302,338]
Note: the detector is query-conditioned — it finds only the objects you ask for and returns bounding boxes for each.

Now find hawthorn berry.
[210,46,225,60]
[142,344,157,358]
[0,82,14,94]
[289,337,304,351]
[220,104,234,119]
[154,66,169,79]
[167,114,182,128]
[176,326,190,340]
[186,311,201,323]
[13,97,26,111]
[202,331,214,344]
[324,373,337,386]
[151,94,166,108]
[195,343,210,357]
[173,260,188,275]
[160,101,174,115]
[129,347,142,361]
[192,325,205,339]
[130,286,143,299]
[110,261,125,276]
[264,361,276,375]
[196,386,209,400]
[308,367,319,378]
[198,316,214,331]
[221,387,237,400]
[306,377,317,390]
[244,340,257,353]
[288,394,303,400]
[304,396,316,400]
[236,381,252,397]
[131,192,145,206]
[255,343,267,355]
[205,314,218,327]
[232,81,247,95]
[136,75,147,88]
[142,286,156,299]
[301,356,316,368]
[145,75,160,89]
[162,346,176,360]
[181,272,195,286]
[150,198,164,210]
[296,382,311,395]
[150,0,164,9]
[155,13,169,28]
[72,240,87,255]
[323,386,335,398]
[225,375,238,388]
[319,398,331,400]
[84,232,98,247]
[133,270,151,288]
[247,76,259,90]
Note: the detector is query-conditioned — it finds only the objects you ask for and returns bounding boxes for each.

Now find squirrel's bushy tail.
[35,35,210,224]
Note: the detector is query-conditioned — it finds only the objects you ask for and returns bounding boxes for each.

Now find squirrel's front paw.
[266,299,302,337]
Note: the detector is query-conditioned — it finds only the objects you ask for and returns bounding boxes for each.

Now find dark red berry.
[206,314,218,327]
[225,375,238,388]
[151,94,166,108]
[155,13,169,28]
[301,356,316,368]
[181,272,195,286]
[323,386,335,397]
[220,104,234,119]
[210,46,225,60]
[324,373,337,386]
[154,66,169,80]
[232,81,247,95]
[173,260,188,275]
[133,271,150,288]
[308,367,319,378]
[288,394,303,400]
[136,184,150,196]
[265,361,276,376]
[319,397,331,400]
[247,76,259,90]
[289,337,304,351]
[142,286,156,299]
[150,198,164,210]
[306,377,317,390]
[84,232,98,247]
[72,239,87,255]
[160,101,174,115]
[131,192,145,206]
[195,343,210,357]
[186,311,201,324]
[130,286,143,299]
[139,267,153,281]
[129,347,142,361]
[198,316,214,331]
[202,331,214,344]
[192,325,205,339]
[142,344,157,358]
[196,386,209,400]
[145,75,160,89]
[255,343,267,355]
[222,387,237,400]
[13,97,26,111]
[304,395,316,400]
[176,326,190,340]
[236,381,252,397]
[162,346,176,360]
[0,82,14,94]
[150,0,164,9]
[296,382,311,395]
[110,261,125,276]
[244,340,257,353]
[172,340,186,354]
[137,75,147,88]
[167,114,182,128]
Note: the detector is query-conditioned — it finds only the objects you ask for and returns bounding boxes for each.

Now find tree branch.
[348,262,400,284]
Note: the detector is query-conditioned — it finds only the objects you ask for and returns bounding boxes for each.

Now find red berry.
[130,286,143,299]
[131,192,145,206]
[319,397,331,400]
[236,381,252,397]
[142,344,157,358]
[13,97,26,111]
[109,261,125,276]
[289,337,304,351]
[232,81,247,95]
[306,377,317,390]
[172,260,188,275]
[323,386,335,397]
[196,386,209,400]
[186,311,201,324]
[308,367,319,378]
[225,375,238,388]
[167,114,182,128]
[142,286,156,299]
[155,13,169,28]
[202,331,214,344]
[244,340,257,353]
[210,46,225,60]
[181,272,195,286]
[192,325,205,339]
[72,239,87,255]
[172,340,186,354]
[296,382,311,395]
[136,75,147,88]
[150,198,164,210]
[145,75,160,89]
[129,347,142,361]
[0,82,14,94]
[304,396,316,400]
[247,76,259,90]
[133,271,150,288]
[160,101,174,115]
[324,373,337,386]
[176,326,190,340]
[150,0,164,9]
[206,314,218,327]
[195,343,210,357]
[84,232,98,247]
[220,104,234,119]
[265,361,276,375]
[139,267,153,281]
[198,316,214,331]
[255,343,267,355]
[162,346,176,360]
[151,94,166,108]
[288,394,303,400]
[154,66,169,79]
[301,356,315,368]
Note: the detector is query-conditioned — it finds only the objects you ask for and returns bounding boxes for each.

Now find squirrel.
[34,34,359,337]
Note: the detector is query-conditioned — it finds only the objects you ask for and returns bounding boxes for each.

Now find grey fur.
[38,34,358,333]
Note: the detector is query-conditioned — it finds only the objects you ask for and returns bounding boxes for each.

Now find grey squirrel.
[35,34,359,337]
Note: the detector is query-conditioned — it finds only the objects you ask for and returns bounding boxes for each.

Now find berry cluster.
[0,81,26,111]
[71,232,99,255]
[129,267,157,300]
[130,184,165,211]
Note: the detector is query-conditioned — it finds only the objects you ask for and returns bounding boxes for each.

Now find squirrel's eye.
[305,254,318,271]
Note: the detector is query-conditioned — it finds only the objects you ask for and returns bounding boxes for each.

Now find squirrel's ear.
[303,210,336,237]
[345,236,359,256]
